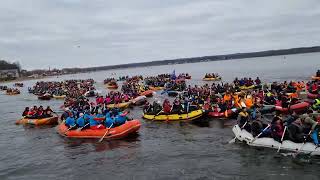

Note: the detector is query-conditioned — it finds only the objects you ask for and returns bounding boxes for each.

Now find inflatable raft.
[38,94,52,100]
[53,95,66,99]
[106,102,131,109]
[275,101,309,113]
[202,77,222,81]
[143,109,203,121]
[149,86,165,91]
[140,90,154,97]
[232,124,320,156]
[6,92,20,95]
[130,95,147,105]
[208,109,236,118]
[239,85,255,90]
[106,84,118,89]
[57,120,141,139]
[307,93,320,99]
[15,116,58,125]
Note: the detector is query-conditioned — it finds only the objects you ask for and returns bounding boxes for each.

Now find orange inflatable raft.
[57,120,141,139]
[140,90,154,97]
[15,116,58,125]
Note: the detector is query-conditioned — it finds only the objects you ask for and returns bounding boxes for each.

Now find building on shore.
[0,69,20,80]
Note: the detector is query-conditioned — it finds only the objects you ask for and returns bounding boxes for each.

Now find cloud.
[0,0,319,70]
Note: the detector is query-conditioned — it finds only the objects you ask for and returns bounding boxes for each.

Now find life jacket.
[65,117,76,127]
[203,103,211,111]
[224,94,232,102]
[89,116,101,126]
[115,114,126,126]
[163,103,171,113]
[105,97,111,104]
[245,98,253,108]
[312,84,317,92]
[76,116,85,127]
[271,123,284,138]
[233,95,241,107]
[313,99,320,109]
[289,92,298,99]
[239,111,249,121]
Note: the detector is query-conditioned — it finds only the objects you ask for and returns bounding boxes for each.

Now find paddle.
[152,108,163,121]
[249,124,271,144]
[98,123,113,142]
[293,130,312,157]
[186,102,190,121]
[76,123,89,131]
[277,126,287,152]
[64,125,76,135]
[228,121,249,144]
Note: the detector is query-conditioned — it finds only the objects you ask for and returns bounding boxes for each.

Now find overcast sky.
[0,0,320,70]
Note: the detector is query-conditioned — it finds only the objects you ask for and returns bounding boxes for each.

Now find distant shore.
[64,46,320,73]
[1,46,319,84]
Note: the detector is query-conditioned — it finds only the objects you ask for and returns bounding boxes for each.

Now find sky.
[0,0,320,70]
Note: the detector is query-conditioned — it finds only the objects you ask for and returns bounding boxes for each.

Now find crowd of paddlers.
[7,69,320,152]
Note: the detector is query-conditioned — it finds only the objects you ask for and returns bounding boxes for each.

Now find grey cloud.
[0,0,319,69]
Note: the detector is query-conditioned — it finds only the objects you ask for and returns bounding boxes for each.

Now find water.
[0,53,320,180]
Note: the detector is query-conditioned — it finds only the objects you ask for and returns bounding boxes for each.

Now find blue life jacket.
[65,117,76,127]
[76,116,85,127]
[83,114,91,123]
[115,113,126,126]
[89,116,100,126]
[105,117,114,128]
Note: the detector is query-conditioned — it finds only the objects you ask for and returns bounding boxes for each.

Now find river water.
[0,53,320,180]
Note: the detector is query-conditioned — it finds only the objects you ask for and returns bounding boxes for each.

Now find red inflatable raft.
[208,109,234,118]
[275,101,310,113]
[57,120,141,139]
[307,93,320,99]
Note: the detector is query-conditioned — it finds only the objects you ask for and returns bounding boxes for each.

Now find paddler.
[237,107,250,131]
[65,113,76,129]
[22,107,29,117]
[299,113,319,146]
[89,109,106,130]
[163,99,172,114]
[271,115,285,142]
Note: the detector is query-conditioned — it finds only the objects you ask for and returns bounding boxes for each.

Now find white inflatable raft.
[232,125,320,156]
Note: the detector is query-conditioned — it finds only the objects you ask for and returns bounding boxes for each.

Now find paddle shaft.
[64,125,76,135]
[294,130,312,156]
[99,123,114,142]
[77,123,89,131]
[277,126,287,152]
[250,124,271,143]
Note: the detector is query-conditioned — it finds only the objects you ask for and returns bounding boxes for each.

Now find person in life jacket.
[312,99,320,111]
[255,77,261,85]
[237,107,250,131]
[104,111,114,128]
[90,110,106,130]
[223,91,232,103]
[171,99,183,114]
[163,99,172,114]
[22,107,29,117]
[299,113,319,146]
[114,112,127,127]
[143,102,153,114]
[76,113,86,128]
[316,70,320,77]
[65,113,76,129]
[271,115,285,142]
